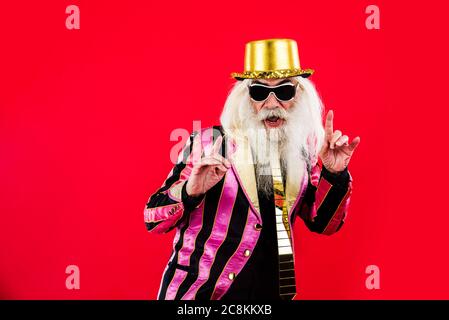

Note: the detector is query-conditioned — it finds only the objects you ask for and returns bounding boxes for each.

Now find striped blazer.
[144,126,353,300]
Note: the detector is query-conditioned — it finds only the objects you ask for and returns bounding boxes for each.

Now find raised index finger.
[191,134,203,164]
[325,110,334,140]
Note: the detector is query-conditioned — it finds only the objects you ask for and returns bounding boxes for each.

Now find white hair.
[220,76,325,172]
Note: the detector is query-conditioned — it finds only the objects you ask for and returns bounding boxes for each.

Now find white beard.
[243,105,307,199]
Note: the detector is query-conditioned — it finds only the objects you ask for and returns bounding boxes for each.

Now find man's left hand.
[319,110,360,174]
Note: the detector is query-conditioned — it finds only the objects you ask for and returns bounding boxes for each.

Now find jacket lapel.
[285,160,307,216]
[226,134,306,220]
[227,135,261,219]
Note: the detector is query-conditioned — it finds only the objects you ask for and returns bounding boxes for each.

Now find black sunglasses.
[248,82,299,102]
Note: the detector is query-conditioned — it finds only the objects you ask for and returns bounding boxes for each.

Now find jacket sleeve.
[296,163,353,235]
[143,132,205,234]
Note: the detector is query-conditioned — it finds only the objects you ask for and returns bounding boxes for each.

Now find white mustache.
[256,107,289,121]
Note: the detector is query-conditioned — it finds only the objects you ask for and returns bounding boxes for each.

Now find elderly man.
[144,39,360,300]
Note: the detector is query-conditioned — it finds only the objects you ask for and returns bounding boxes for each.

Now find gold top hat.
[231,39,314,80]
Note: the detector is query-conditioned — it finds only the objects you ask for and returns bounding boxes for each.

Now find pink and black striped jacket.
[144,126,353,300]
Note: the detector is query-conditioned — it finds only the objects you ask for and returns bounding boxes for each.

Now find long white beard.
[243,105,307,198]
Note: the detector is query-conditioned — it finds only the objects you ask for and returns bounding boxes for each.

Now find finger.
[210,136,223,156]
[213,164,228,174]
[348,136,361,151]
[335,135,349,147]
[191,134,203,164]
[330,130,342,149]
[325,110,334,140]
[208,154,229,168]
[193,162,228,175]
[211,153,231,168]
[198,161,229,175]
[196,157,227,168]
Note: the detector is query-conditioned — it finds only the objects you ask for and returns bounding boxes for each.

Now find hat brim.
[231,68,314,81]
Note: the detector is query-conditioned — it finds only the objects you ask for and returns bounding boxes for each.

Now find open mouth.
[264,116,284,127]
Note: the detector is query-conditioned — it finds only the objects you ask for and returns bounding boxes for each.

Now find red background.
[1,0,448,299]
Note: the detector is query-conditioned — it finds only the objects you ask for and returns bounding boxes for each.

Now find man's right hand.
[185,135,231,197]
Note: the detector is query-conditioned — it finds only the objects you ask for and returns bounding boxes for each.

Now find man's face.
[250,77,299,129]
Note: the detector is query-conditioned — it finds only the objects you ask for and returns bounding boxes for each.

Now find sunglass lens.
[274,85,296,101]
[249,86,270,101]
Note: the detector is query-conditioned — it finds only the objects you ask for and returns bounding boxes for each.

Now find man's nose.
[263,92,282,109]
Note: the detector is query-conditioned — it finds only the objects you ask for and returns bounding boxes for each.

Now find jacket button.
[254,223,262,231]
[244,249,251,257]
[228,272,235,280]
